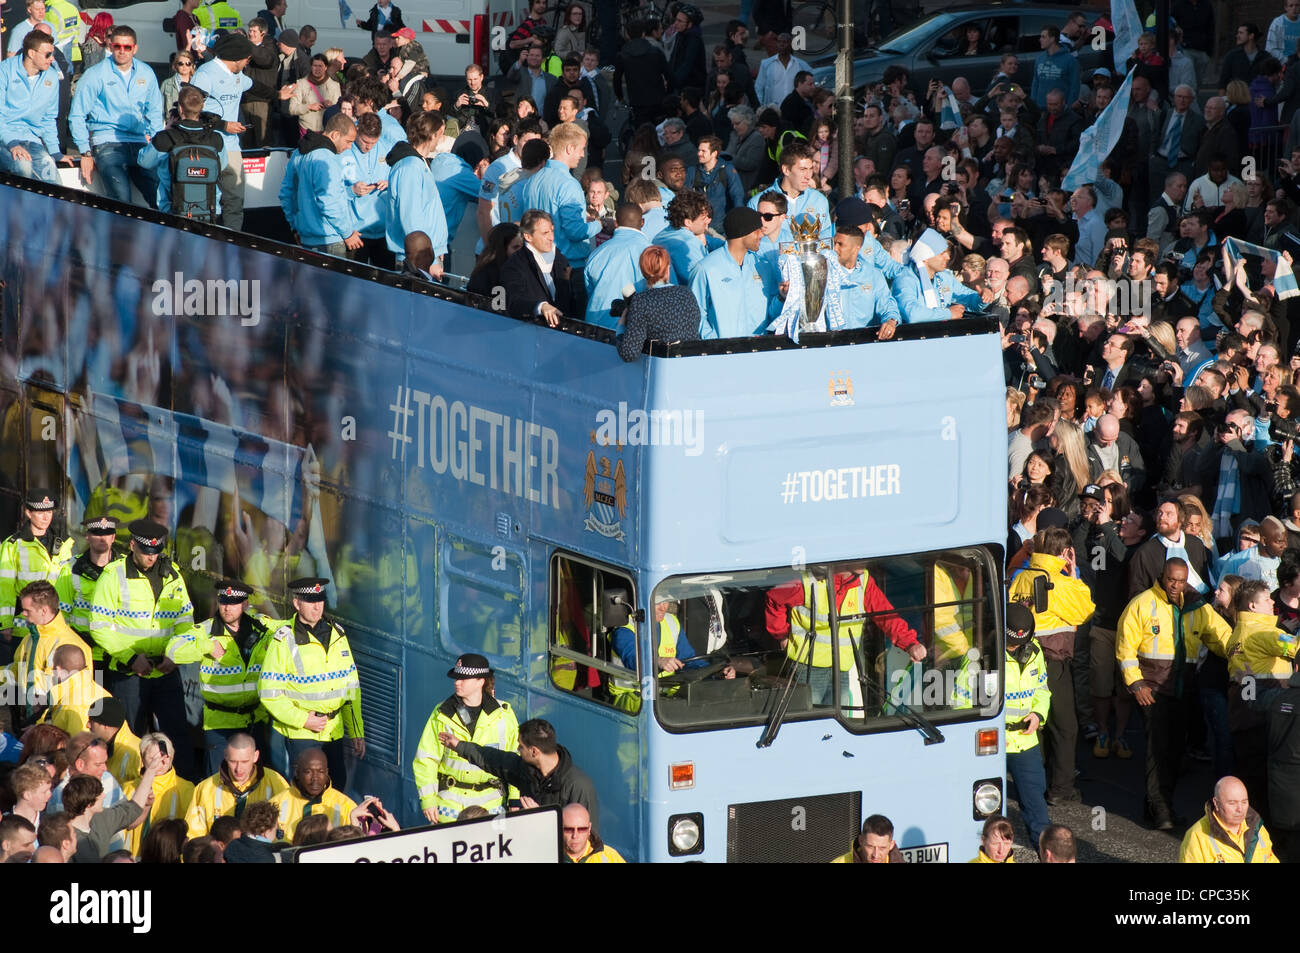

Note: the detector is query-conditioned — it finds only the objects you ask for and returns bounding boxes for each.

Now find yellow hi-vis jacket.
[1178,802,1279,863]
[41,667,111,736]
[89,555,196,677]
[0,529,75,629]
[609,614,683,709]
[1004,640,1050,754]
[788,572,867,671]
[44,0,81,62]
[1007,553,1095,660]
[194,0,243,30]
[122,768,195,855]
[166,612,276,730]
[271,783,357,841]
[413,694,519,821]
[256,615,363,742]
[55,546,125,663]
[107,722,142,784]
[1225,611,1297,686]
[933,563,975,664]
[1117,585,1231,696]
[185,764,288,838]
[0,612,91,707]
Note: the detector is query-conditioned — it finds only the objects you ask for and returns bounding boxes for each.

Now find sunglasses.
[112,43,136,51]
[759,212,783,221]
[562,826,591,834]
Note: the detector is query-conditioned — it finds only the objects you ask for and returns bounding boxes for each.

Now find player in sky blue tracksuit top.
[0,42,63,183]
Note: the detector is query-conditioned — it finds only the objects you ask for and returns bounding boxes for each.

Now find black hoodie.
[384,139,425,169]
[299,130,335,156]
[614,37,671,112]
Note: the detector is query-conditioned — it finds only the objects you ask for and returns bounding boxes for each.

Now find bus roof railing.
[0,172,998,357]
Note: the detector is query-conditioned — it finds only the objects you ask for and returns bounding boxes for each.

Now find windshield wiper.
[757,579,824,749]
[834,596,945,747]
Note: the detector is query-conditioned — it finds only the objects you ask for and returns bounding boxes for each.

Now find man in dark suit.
[1148,85,1204,208]
[510,41,558,112]
[1035,89,1083,182]
[502,209,573,326]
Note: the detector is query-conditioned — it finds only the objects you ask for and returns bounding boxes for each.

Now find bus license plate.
[900,842,948,863]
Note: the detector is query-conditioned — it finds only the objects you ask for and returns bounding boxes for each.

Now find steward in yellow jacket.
[85,697,142,784]
[42,644,111,737]
[1178,777,1279,863]
[1116,558,1232,828]
[270,747,357,841]
[0,581,91,724]
[185,732,287,837]
[121,734,196,855]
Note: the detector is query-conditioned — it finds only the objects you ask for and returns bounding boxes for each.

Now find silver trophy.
[780,212,830,333]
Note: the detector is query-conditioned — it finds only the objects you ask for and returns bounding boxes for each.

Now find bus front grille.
[726,791,862,863]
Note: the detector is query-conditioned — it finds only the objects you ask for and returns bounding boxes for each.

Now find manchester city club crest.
[583,444,627,541]
[829,372,854,407]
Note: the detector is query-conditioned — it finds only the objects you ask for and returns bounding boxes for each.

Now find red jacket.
[765,573,918,650]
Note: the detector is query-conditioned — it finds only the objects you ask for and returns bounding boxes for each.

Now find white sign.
[294,807,561,864]
[899,842,949,863]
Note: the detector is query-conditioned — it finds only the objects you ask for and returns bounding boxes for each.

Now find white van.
[95,0,530,75]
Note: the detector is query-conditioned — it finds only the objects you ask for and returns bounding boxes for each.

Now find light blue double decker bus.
[0,171,1008,862]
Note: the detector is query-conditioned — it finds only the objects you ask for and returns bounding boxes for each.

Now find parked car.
[808,3,1107,97]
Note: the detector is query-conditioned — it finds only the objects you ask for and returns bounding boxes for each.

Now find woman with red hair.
[616,245,701,361]
[79,12,114,69]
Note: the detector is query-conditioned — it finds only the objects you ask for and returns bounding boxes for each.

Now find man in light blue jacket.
[341,111,392,268]
[385,110,448,275]
[68,25,163,207]
[0,30,63,183]
[691,207,782,339]
[428,145,482,272]
[891,228,983,324]
[654,190,721,284]
[585,204,650,329]
[288,114,362,257]
[516,121,601,312]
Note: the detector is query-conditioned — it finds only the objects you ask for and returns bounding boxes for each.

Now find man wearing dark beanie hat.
[690,206,781,339]
[191,30,294,229]
[1003,600,1053,848]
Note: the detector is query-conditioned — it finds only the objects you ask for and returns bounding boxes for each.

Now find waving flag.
[939,86,962,131]
[1062,68,1135,191]
[339,0,354,29]
[1110,0,1142,69]
[1223,237,1300,300]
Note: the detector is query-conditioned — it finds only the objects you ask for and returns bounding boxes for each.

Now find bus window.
[548,552,639,714]
[652,547,1002,733]
[443,536,524,667]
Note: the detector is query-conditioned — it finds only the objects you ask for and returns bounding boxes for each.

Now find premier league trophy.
[773,212,842,339]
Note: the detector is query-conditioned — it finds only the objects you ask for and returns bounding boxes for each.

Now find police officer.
[1003,601,1053,849]
[55,515,124,669]
[0,488,74,636]
[257,577,364,788]
[89,518,198,780]
[42,0,79,69]
[412,654,519,822]
[194,0,243,32]
[165,578,276,775]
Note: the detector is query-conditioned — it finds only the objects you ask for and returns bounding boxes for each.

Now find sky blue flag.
[939,86,962,131]
[1062,67,1135,191]
[1223,237,1300,300]
[339,0,354,29]
[1110,0,1142,70]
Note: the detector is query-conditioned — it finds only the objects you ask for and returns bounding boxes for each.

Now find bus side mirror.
[602,588,632,628]
[1032,575,1050,614]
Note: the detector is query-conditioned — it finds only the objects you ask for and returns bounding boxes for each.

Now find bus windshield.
[651,547,1002,733]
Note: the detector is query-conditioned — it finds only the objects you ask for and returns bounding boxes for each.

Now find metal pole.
[1155,0,1170,103]
[836,0,855,199]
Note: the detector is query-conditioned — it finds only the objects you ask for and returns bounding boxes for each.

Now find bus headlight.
[668,813,704,856]
[973,780,1003,818]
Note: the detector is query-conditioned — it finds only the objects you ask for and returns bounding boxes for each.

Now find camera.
[1028,374,1047,390]
[1271,416,1300,443]
[1008,333,1026,344]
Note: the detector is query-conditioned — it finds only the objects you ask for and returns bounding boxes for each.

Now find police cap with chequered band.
[215,578,254,605]
[1005,602,1036,646]
[83,515,119,535]
[448,653,493,679]
[24,488,57,511]
[128,519,169,554]
[288,577,329,603]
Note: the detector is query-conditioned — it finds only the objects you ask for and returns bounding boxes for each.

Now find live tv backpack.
[152,121,224,222]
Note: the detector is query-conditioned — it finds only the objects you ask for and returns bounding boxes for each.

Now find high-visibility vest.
[412,696,519,821]
[166,613,276,730]
[194,1,242,30]
[1004,642,1050,754]
[107,722,142,784]
[271,783,356,841]
[0,613,91,713]
[185,765,287,837]
[89,555,196,678]
[787,572,866,671]
[55,547,125,664]
[0,530,75,629]
[256,615,363,741]
[1226,611,1297,686]
[122,769,195,855]
[933,564,974,664]
[44,0,81,62]
[608,616,682,711]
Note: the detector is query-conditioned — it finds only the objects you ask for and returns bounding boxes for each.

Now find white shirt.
[1184,172,1244,213]
[754,53,811,108]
